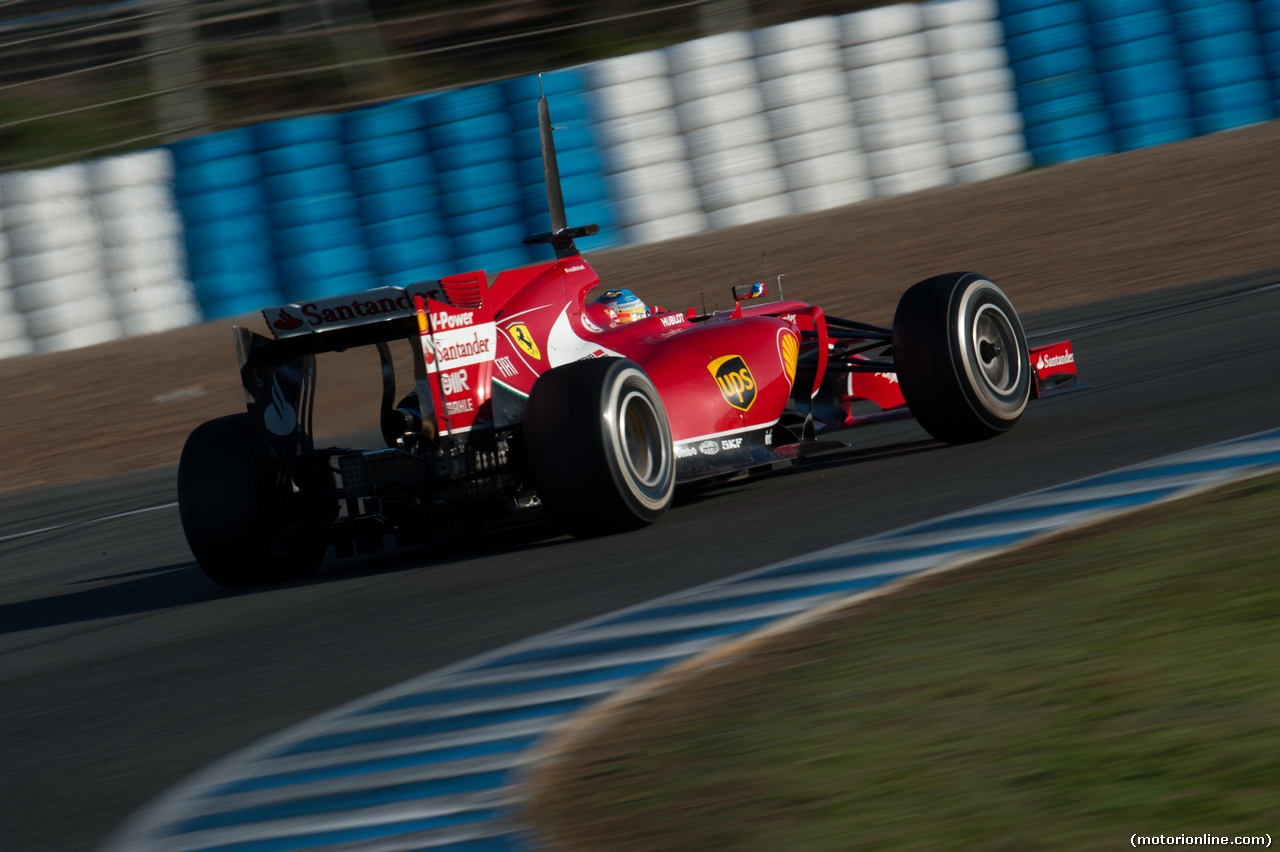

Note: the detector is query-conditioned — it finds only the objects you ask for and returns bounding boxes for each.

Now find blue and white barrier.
[172,128,278,320]
[1,0,1278,356]
[104,427,1280,851]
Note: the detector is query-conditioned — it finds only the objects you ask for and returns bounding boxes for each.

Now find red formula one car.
[178,96,1082,587]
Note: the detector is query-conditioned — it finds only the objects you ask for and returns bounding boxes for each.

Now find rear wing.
[234,272,499,488]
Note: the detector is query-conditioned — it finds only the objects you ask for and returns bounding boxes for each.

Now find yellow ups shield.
[709,354,756,412]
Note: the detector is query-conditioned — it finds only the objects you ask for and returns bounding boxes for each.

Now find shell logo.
[779,331,798,384]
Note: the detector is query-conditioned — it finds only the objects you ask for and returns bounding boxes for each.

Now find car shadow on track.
[787,436,943,474]
[0,526,576,636]
[0,438,945,636]
[0,561,210,635]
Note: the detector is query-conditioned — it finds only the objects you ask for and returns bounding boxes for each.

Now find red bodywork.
[263,254,1080,481]
[483,257,802,449]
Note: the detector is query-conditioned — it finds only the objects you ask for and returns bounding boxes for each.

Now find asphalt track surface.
[2,271,1278,851]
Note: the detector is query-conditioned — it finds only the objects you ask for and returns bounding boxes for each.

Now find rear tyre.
[178,414,324,587]
[892,272,1030,444]
[525,358,675,537]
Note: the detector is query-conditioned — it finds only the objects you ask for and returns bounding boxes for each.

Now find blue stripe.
[884,487,1181,538]
[476,617,776,670]
[280,697,590,757]
[212,736,537,797]
[186,810,501,852]
[177,772,506,834]
[599,575,913,625]
[360,658,680,715]
[1050,451,1280,490]
[740,532,1033,582]
[428,837,527,851]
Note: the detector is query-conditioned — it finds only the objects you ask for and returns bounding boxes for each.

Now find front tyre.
[178,414,324,587]
[892,272,1030,444]
[525,358,675,538]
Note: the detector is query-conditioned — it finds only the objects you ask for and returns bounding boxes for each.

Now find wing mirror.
[732,281,766,301]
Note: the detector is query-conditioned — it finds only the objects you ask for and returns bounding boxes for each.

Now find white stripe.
[420,635,726,687]
[282,678,635,738]
[516,595,830,645]
[315,819,518,852]
[205,751,527,813]
[216,716,566,782]
[0,502,177,544]
[156,790,511,852]
[675,420,778,445]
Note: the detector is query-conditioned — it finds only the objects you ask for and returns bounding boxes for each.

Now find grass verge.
[529,474,1280,850]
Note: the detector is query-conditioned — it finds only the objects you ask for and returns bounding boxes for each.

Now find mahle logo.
[709,354,756,411]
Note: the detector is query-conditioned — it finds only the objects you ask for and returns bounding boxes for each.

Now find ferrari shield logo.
[507,323,541,360]
[709,354,756,412]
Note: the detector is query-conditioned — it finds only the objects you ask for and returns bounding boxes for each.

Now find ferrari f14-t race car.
[178,95,1082,587]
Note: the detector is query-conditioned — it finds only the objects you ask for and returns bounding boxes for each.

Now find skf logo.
[507,324,541,360]
[272,309,302,331]
[709,354,756,412]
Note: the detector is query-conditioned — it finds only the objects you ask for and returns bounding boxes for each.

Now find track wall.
[0,0,1276,356]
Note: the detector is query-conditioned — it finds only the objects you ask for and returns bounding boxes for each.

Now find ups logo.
[709,354,756,411]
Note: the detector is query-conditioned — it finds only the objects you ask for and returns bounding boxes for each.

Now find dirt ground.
[3,120,1279,496]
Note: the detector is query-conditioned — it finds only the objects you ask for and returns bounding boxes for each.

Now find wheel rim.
[953,280,1028,422]
[602,367,674,513]
[618,389,667,493]
[971,303,1019,395]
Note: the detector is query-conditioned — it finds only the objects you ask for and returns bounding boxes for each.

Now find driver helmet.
[595,288,647,324]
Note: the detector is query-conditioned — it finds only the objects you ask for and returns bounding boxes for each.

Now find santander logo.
[1036,351,1075,371]
[272,310,302,331]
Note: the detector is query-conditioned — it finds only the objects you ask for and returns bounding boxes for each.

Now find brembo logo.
[565,264,586,273]
[709,354,756,412]
[1036,351,1075,371]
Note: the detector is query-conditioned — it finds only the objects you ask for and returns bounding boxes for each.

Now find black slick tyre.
[891,272,1030,444]
[524,358,675,537]
[177,414,324,587]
